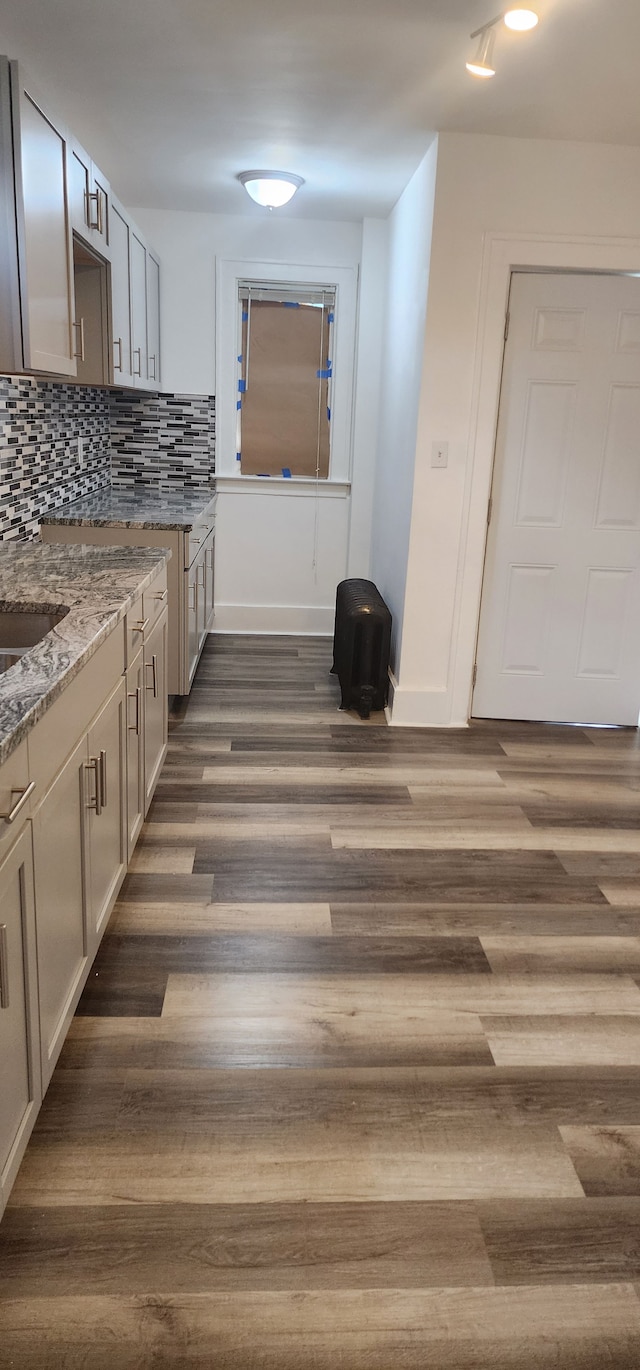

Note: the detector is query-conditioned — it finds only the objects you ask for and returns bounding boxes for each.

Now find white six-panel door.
[473,270,640,726]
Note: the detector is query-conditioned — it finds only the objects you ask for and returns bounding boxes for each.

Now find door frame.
[450,233,640,725]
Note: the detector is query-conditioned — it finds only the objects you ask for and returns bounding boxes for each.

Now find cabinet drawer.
[142,565,168,632]
[0,739,32,859]
[125,593,145,665]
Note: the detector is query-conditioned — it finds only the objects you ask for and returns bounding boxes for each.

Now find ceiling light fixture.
[466,26,497,77]
[504,8,539,29]
[466,9,539,77]
[238,170,304,209]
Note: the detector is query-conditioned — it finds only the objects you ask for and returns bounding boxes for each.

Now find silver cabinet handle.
[0,924,9,1009]
[133,347,142,377]
[132,617,149,635]
[87,189,100,231]
[1,780,35,824]
[128,687,141,736]
[114,337,123,372]
[149,354,157,381]
[85,757,101,815]
[153,589,167,602]
[99,749,107,809]
[188,581,196,612]
[145,654,158,698]
[73,318,85,362]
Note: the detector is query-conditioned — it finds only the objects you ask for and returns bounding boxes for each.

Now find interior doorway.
[473,269,640,726]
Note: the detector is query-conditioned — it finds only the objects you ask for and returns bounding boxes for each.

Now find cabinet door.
[146,250,160,388]
[204,532,215,633]
[130,229,147,386]
[126,654,145,860]
[110,198,133,385]
[32,734,88,1088]
[144,608,168,812]
[86,678,127,951]
[68,140,92,239]
[187,559,199,688]
[19,88,75,376]
[0,826,40,1215]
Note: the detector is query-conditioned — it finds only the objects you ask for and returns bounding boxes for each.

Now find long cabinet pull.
[132,617,149,636]
[153,589,167,603]
[99,749,108,809]
[85,756,101,815]
[114,337,123,372]
[87,189,101,231]
[0,924,9,1009]
[128,687,141,736]
[149,354,157,381]
[1,780,36,824]
[133,347,142,377]
[145,654,158,699]
[73,318,85,362]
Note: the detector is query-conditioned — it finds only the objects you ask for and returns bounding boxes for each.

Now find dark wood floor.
[3,634,640,1366]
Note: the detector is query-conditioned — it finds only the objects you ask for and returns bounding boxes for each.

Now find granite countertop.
[40,485,216,532]
[0,541,171,765]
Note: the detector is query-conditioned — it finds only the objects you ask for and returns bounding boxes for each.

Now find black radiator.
[331,578,392,719]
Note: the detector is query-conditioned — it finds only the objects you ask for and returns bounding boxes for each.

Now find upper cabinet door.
[146,250,160,389]
[130,228,148,386]
[110,196,133,385]
[68,136,110,257]
[19,88,76,376]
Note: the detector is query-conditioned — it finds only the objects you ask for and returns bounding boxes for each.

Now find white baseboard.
[388,677,470,728]
[213,603,334,635]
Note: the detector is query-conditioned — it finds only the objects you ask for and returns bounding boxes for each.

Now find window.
[236,283,336,479]
[216,258,357,485]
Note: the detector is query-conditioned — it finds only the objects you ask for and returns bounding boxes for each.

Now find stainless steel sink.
[0,608,69,675]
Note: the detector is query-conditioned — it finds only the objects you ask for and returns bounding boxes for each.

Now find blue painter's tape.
[283,301,300,308]
[327,407,331,421]
[327,358,332,367]
[282,467,292,478]
[236,452,242,461]
[257,473,271,477]
[236,400,242,411]
[238,379,246,393]
[317,368,332,379]
[328,312,334,322]
[237,354,243,363]
[242,311,248,321]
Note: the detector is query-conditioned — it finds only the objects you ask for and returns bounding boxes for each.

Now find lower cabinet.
[32,733,88,1089]
[0,826,41,1213]
[126,652,145,859]
[144,607,168,812]
[85,678,127,952]
[32,678,126,1088]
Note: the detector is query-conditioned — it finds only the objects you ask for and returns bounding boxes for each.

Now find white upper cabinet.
[109,194,134,385]
[147,249,160,388]
[18,84,76,377]
[68,136,110,258]
[0,53,161,387]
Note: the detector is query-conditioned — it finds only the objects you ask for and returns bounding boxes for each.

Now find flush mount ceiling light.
[466,9,539,77]
[238,170,304,209]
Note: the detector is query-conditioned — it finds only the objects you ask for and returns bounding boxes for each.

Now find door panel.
[473,271,640,725]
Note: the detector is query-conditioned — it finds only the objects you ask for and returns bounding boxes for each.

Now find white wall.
[369,139,438,675]
[134,207,387,634]
[391,132,640,726]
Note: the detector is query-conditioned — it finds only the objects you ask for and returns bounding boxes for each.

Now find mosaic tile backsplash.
[110,391,215,489]
[0,380,216,542]
[0,376,112,541]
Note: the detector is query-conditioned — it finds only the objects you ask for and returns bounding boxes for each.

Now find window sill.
[215,475,351,498]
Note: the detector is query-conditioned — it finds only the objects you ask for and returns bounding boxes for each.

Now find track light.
[466,27,497,78]
[466,9,539,78]
[504,8,538,29]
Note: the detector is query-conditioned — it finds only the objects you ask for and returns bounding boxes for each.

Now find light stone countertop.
[40,485,216,531]
[0,541,171,765]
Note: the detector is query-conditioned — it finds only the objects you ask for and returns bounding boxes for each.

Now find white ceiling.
[0,0,635,221]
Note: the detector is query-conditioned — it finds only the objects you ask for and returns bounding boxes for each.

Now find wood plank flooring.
[3,632,640,1366]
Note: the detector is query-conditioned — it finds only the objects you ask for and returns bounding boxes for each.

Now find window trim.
[215,258,358,484]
